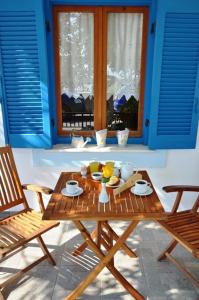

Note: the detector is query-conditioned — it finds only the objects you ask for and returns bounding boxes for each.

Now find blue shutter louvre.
[0,0,51,148]
[0,11,43,135]
[157,13,199,136]
[149,0,199,149]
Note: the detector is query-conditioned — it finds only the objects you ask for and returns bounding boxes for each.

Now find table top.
[43,171,166,221]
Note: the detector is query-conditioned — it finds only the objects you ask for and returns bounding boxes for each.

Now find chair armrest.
[22,184,53,213]
[22,184,53,195]
[163,185,199,193]
[163,185,199,214]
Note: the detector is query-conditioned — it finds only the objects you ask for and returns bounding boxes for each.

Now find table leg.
[97,221,102,248]
[65,220,144,300]
[98,221,114,266]
[102,221,137,258]
[72,228,97,256]
[72,221,137,258]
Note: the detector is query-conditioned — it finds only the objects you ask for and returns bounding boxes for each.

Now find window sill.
[32,144,167,168]
[52,144,150,153]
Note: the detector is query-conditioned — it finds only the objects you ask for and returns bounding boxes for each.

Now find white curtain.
[59,12,142,101]
[107,13,143,101]
[59,12,94,98]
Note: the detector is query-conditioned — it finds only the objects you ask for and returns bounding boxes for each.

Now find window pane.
[106,13,143,131]
[59,12,94,131]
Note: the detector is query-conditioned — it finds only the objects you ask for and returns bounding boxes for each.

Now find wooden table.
[43,171,166,300]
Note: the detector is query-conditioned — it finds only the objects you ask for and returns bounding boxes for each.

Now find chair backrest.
[163,185,199,214]
[0,145,28,212]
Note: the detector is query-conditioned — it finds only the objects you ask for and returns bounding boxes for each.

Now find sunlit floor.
[1,219,199,300]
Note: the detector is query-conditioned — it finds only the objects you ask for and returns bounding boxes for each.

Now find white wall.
[0,106,198,212]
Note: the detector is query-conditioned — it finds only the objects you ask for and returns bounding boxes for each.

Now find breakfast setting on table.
[61,161,153,201]
[43,160,164,224]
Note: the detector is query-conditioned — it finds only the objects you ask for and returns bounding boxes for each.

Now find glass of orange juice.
[89,161,99,173]
[105,161,115,168]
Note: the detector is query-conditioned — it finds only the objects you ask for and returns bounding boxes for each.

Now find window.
[54,6,148,137]
[0,0,198,149]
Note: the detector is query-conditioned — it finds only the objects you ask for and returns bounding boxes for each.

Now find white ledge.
[32,144,167,168]
[51,144,152,153]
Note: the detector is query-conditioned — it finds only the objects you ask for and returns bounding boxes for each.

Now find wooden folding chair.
[157,185,199,288]
[0,146,59,299]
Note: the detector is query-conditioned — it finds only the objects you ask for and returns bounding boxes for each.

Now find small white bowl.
[91,172,102,181]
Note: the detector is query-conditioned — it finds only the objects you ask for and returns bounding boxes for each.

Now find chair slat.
[174,222,199,231]
[0,156,13,205]
[0,167,9,206]
[18,214,40,230]
[0,227,22,243]
[189,240,199,245]
[4,151,22,200]
[3,152,19,202]
[185,233,199,240]
[168,218,197,226]
[9,218,34,234]
[21,213,42,225]
[0,184,5,206]
[2,223,27,238]
[0,146,27,212]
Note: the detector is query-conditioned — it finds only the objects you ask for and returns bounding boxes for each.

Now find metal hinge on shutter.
[145,119,150,127]
[45,20,51,32]
[151,22,155,34]
[51,119,55,128]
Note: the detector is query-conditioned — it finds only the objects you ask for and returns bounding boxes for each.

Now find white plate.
[131,186,153,196]
[61,187,83,197]
[106,178,125,188]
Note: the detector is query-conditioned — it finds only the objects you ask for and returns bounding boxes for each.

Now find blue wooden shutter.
[0,0,52,148]
[149,0,199,149]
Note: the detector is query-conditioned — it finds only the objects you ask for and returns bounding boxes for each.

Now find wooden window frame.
[53,6,148,138]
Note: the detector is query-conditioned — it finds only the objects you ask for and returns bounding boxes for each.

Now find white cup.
[80,165,87,177]
[66,180,79,194]
[96,129,107,147]
[134,180,151,194]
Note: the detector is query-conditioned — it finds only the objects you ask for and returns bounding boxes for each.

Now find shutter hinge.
[145,119,150,127]
[151,22,155,34]
[45,20,51,32]
[51,119,55,128]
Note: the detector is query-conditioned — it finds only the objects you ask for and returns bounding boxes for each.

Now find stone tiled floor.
[1,219,199,300]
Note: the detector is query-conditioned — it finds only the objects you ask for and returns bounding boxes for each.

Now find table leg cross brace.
[65,220,144,300]
[72,221,137,258]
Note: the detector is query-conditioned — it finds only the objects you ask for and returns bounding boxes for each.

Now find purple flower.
[113,95,127,112]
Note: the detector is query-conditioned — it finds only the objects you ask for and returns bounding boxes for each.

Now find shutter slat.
[2,49,38,54]
[0,21,36,26]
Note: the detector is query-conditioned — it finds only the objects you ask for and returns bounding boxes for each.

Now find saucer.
[106,178,125,188]
[131,186,153,196]
[61,187,83,197]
